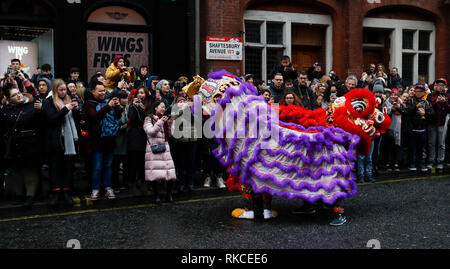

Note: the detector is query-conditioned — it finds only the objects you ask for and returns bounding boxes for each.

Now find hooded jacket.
[105,63,136,90]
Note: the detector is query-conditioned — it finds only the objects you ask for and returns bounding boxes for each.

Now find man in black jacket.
[405,84,434,172]
[269,73,286,103]
[0,86,43,207]
[307,62,324,82]
[387,67,404,89]
[270,55,297,83]
[294,71,318,110]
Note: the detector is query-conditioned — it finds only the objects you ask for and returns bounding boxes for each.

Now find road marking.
[358,174,449,186]
[0,175,448,223]
[0,195,241,223]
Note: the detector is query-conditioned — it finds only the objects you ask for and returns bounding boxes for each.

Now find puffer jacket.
[105,63,136,90]
[143,115,176,181]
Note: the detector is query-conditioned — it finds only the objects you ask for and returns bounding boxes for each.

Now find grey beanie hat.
[373,83,384,94]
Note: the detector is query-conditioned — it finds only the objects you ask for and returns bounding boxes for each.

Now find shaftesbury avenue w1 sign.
[206,36,243,61]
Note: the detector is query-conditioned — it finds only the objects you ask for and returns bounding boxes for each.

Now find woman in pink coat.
[144,100,176,204]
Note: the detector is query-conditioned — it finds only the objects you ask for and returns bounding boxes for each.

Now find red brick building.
[200,0,450,85]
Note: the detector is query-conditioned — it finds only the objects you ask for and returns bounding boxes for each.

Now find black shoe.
[373,169,379,177]
[292,205,317,215]
[166,193,174,204]
[356,177,365,183]
[49,192,60,206]
[23,196,33,208]
[63,191,74,206]
[366,177,375,183]
[155,194,161,205]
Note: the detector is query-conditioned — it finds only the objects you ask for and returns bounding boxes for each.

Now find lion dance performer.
[184,70,390,226]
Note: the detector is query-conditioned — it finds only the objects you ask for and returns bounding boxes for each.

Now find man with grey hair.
[338,75,358,96]
[156,79,175,114]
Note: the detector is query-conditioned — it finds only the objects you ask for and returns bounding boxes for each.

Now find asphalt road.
[0,175,449,250]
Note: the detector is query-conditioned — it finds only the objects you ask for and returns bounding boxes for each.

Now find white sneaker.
[91,189,99,201]
[216,177,226,189]
[263,209,278,220]
[238,210,255,219]
[106,188,116,199]
[203,177,211,188]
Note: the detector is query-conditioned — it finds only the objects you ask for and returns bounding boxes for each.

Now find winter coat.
[387,75,404,89]
[270,84,287,104]
[42,97,80,153]
[270,64,297,82]
[127,103,147,152]
[0,97,43,161]
[114,105,128,156]
[307,66,324,82]
[293,83,319,110]
[143,115,176,182]
[105,63,136,90]
[84,98,122,152]
[405,97,434,131]
[427,92,450,126]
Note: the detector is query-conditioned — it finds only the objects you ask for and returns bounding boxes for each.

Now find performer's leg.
[262,193,277,220]
[231,185,255,220]
[329,199,347,226]
[292,200,317,215]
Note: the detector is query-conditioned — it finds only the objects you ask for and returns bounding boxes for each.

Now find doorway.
[291,24,326,73]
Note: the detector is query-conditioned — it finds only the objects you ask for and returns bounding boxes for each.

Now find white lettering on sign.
[67,0,81,3]
[7,46,29,60]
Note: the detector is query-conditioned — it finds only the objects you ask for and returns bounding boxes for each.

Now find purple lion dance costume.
[186,70,371,224]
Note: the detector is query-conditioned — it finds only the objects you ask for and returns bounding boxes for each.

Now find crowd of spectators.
[0,55,448,208]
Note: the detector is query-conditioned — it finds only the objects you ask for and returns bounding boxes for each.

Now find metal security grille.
[266,48,284,81]
[402,31,414,50]
[419,31,430,51]
[402,53,414,86]
[245,47,263,80]
[266,23,283,45]
[244,22,261,43]
[418,54,430,82]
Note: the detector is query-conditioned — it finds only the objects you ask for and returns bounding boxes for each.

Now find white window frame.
[244,10,333,83]
[363,17,435,84]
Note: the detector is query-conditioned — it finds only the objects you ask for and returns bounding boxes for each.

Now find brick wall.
[201,0,449,82]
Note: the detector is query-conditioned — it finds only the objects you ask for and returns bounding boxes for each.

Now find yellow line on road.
[358,174,449,186]
[0,195,241,223]
[0,175,448,223]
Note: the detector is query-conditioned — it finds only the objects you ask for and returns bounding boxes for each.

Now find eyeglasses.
[285,97,294,100]
[38,84,47,87]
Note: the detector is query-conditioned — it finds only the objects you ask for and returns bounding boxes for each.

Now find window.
[245,47,262,80]
[402,31,414,50]
[266,48,284,80]
[418,54,430,83]
[244,22,261,43]
[402,29,432,85]
[266,23,283,45]
[244,20,285,82]
[402,54,414,86]
[244,10,333,83]
[419,31,430,51]
[363,18,435,85]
